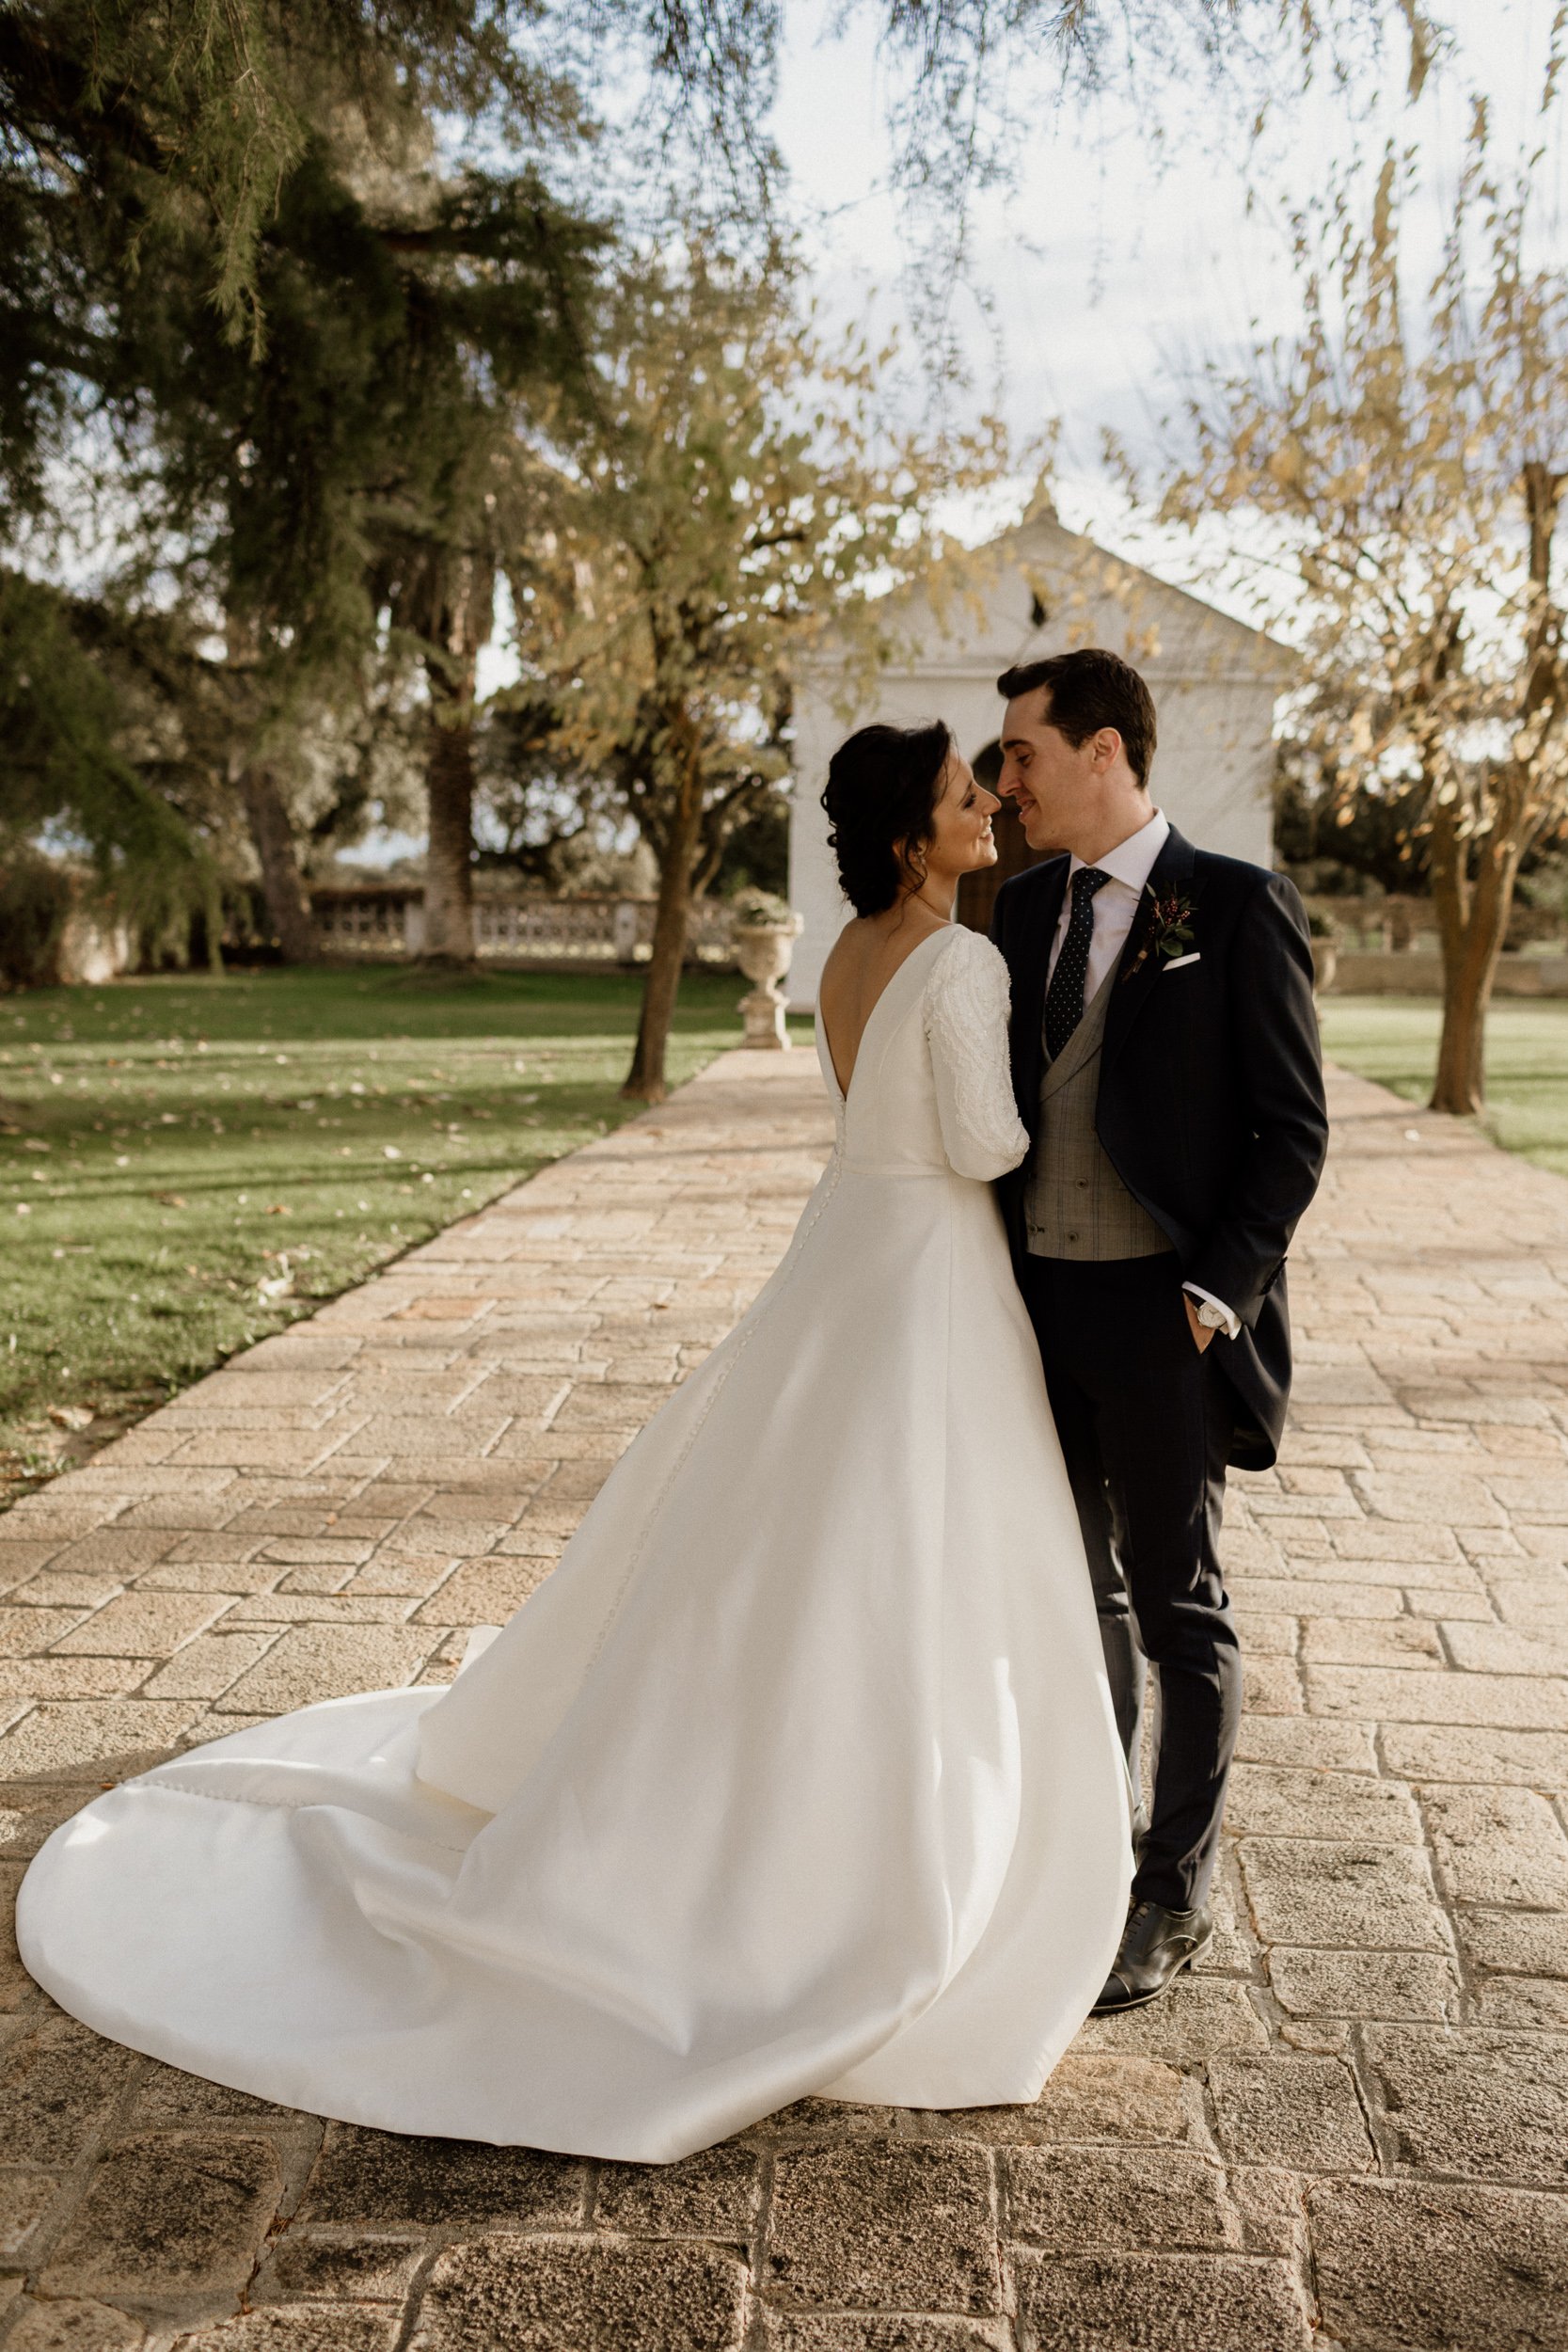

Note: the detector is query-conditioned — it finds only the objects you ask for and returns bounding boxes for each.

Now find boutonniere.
[1122,889,1196,982]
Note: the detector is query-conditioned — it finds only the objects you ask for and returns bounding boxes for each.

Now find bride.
[18,721,1131,2164]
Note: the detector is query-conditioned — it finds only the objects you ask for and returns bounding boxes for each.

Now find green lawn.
[1319,995,1568,1181]
[0,963,804,1502]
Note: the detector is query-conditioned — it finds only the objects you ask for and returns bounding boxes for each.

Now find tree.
[1,0,1453,393]
[1131,151,1567,1115]
[0,568,221,954]
[506,248,1013,1101]
[58,92,604,961]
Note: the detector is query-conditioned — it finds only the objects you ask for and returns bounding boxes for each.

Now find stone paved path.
[2,1047,1567,2352]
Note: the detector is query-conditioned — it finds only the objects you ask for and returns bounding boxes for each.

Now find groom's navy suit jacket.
[990,824,1329,1470]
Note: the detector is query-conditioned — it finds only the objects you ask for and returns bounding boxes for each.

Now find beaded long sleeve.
[924,929,1030,1181]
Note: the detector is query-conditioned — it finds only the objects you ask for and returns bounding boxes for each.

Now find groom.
[989,647,1328,2012]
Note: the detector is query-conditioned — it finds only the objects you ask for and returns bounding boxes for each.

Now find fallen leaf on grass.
[156,1192,187,1208]
[47,1405,93,1432]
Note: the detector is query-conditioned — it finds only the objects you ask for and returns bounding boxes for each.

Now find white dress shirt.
[1047,809,1170,998]
[1046,808,1239,1341]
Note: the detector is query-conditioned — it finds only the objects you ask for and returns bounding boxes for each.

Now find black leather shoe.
[1092,1899,1212,2014]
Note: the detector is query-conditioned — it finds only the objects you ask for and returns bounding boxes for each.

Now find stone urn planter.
[733,903,805,1049]
[1308,920,1338,997]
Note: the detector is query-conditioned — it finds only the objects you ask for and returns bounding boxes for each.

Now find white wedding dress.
[19,924,1131,2162]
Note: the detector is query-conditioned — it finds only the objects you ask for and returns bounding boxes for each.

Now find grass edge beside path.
[0,964,810,1510]
[1319,994,1568,1183]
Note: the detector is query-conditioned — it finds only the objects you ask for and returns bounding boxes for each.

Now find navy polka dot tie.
[1044,866,1112,1061]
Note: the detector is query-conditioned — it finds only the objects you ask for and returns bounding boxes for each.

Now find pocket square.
[1163,950,1201,972]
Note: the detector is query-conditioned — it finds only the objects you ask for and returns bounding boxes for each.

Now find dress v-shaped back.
[19,919,1132,2163]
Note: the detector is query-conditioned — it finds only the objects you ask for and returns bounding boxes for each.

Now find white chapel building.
[787,510,1291,1005]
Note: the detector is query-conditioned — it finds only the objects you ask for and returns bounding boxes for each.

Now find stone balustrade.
[309,887,740,967]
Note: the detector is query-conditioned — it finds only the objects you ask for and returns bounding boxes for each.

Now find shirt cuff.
[1182,1281,1241,1341]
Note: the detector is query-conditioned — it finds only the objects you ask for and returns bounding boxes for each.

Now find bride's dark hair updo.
[821,721,953,917]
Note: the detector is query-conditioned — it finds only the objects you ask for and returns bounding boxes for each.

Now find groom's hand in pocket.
[1183,1295,1218,1354]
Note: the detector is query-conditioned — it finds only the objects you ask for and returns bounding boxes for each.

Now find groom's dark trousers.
[991,827,1328,1915]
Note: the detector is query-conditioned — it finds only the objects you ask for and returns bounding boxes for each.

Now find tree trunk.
[423,702,477,964]
[623,794,704,1104]
[237,761,317,962]
[1429,796,1521,1117]
[417,551,494,967]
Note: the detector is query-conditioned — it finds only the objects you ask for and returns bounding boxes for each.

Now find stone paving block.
[764,2141,1001,2313]
[1010,2250,1312,2352]
[141,1632,279,1702]
[1238,1654,1303,1713]
[1230,1611,1296,1656]
[342,1554,459,1600]
[1207,2054,1373,2172]
[1359,1466,1515,1523]
[1421,1783,1568,1908]
[1225,2167,1306,2256]
[1228,1578,1400,1618]
[1327,1521,1468,1565]
[1231,1716,1378,1772]
[1006,2146,1237,2251]
[1490,1471,1568,1520]
[173,2311,398,2352]
[1362,2026,1568,2185]
[0,1542,69,1591]
[1265,1947,1460,2022]
[411,1558,549,1626]
[51,1592,229,1658]
[214,1625,431,1714]
[1308,2177,1568,2352]
[5,2298,147,2349]
[1078,1979,1267,2060]
[1238,1837,1452,1951]
[0,1661,152,1702]
[1299,1618,1444,1666]
[251,2232,425,2303]
[1306,1662,1568,1728]
[1225,1766,1421,1843]
[0,2167,69,2256]
[928,2055,1206,2148]
[1473,1976,1568,2030]
[1379,1722,1568,1789]
[0,1607,91,1654]
[220,1594,413,1627]
[1494,1575,1568,1628]
[409,2235,748,2352]
[1457,1908,1568,1976]
[0,1700,198,1775]
[301,2124,584,2228]
[42,2133,283,2299]
[1444,1621,1568,1676]
[44,1532,177,1580]
[128,2061,300,2127]
[756,2319,1007,2352]
[11,1575,128,1612]
[592,2145,759,2236]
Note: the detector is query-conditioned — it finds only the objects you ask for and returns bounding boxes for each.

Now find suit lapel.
[1014,856,1069,1122]
[1101,825,1197,1073]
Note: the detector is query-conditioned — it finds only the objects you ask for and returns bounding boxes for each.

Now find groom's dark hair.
[996,647,1157,788]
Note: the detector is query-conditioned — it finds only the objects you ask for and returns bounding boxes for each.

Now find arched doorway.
[955,741,1053,934]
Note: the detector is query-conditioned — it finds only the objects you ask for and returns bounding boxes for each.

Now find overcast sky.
[768,0,1565,564]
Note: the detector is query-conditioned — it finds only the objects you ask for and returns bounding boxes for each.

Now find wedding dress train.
[18,924,1132,2161]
